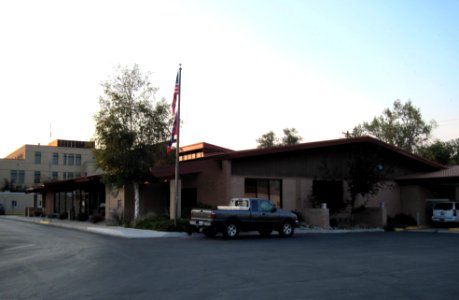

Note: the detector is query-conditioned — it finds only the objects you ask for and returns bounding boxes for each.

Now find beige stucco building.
[1,139,98,187]
[0,139,99,214]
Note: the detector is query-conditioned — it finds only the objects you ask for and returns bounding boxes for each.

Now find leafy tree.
[281,128,303,145]
[346,146,387,213]
[256,128,302,148]
[344,100,436,153]
[417,138,459,165]
[256,131,278,148]
[94,65,171,220]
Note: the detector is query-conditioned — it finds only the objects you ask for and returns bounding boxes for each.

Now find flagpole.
[174,64,182,226]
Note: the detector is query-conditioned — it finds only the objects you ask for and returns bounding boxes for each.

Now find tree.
[344,100,436,153]
[256,131,278,148]
[94,65,171,220]
[346,147,386,213]
[256,128,302,148]
[417,138,459,165]
[281,128,303,145]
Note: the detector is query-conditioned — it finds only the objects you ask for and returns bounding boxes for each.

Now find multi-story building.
[0,139,98,190]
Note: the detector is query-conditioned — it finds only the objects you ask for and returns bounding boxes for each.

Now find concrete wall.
[354,207,387,227]
[345,181,400,218]
[181,160,229,206]
[303,208,330,228]
[400,185,429,225]
[0,192,36,215]
[141,182,169,216]
[105,186,126,221]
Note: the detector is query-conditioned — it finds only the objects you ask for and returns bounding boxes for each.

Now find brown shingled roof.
[150,136,446,179]
[223,136,445,170]
[397,165,459,181]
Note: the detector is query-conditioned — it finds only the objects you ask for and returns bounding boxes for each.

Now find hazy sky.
[1,0,458,157]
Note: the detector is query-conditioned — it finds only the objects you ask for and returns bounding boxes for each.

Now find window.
[52,153,59,165]
[34,151,41,164]
[244,178,282,208]
[250,200,259,212]
[75,154,81,166]
[52,172,58,181]
[34,171,41,184]
[434,203,453,210]
[10,170,18,184]
[10,170,25,185]
[63,172,74,180]
[68,154,75,166]
[259,200,274,212]
[63,154,68,165]
[18,170,25,184]
[312,180,344,215]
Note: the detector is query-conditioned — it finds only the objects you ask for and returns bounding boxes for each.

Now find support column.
[169,179,182,220]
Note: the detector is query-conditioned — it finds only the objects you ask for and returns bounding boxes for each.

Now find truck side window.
[236,200,248,207]
[260,200,273,212]
[251,200,259,212]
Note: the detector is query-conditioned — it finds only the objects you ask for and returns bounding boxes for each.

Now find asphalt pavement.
[2,218,459,300]
[3,215,458,238]
[2,215,187,238]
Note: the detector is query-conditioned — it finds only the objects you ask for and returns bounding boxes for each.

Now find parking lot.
[2,217,459,299]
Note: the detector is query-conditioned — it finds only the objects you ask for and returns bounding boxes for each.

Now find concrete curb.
[296,228,384,234]
[1,216,187,239]
[4,216,458,237]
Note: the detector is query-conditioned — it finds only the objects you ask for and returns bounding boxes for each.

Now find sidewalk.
[4,215,457,238]
[2,215,188,238]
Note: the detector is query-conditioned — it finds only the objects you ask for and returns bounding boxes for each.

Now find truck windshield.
[434,203,453,210]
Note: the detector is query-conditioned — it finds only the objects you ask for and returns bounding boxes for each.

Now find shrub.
[59,212,69,220]
[90,213,105,224]
[108,208,125,226]
[292,210,304,222]
[134,215,188,232]
[77,212,89,221]
[386,213,417,230]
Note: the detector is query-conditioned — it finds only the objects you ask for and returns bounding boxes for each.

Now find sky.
[1,0,458,157]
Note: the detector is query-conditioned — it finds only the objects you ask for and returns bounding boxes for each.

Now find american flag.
[171,72,179,115]
[167,109,178,153]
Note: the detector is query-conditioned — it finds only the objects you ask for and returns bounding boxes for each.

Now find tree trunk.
[134,182,140,220]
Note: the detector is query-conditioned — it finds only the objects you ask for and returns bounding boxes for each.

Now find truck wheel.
[279,221,295,237]
[203,228,217,238]
[223,221,239,239]
[258,229,272,237]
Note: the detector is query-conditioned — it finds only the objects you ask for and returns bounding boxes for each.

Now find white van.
[432,202,459,223]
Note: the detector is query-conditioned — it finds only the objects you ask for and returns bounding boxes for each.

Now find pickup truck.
[189,198,298,238]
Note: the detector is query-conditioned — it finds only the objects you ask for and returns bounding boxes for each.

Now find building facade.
[0,139,98,189]
[33,137,459,227]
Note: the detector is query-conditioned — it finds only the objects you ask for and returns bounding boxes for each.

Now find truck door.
[250,199,278,230]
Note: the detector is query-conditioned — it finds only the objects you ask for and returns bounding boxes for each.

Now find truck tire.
[223,221,239,239]
[279,220,295,237]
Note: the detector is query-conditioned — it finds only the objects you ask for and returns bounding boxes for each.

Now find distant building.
[0,139,98,191]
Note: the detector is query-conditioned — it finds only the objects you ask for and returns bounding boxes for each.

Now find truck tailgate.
[190,209,214,220]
